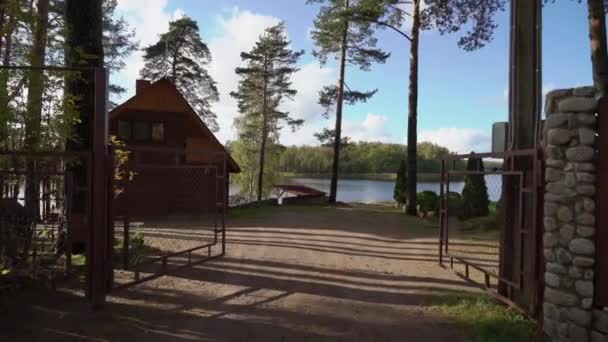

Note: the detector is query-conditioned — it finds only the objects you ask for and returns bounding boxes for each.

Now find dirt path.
[1,205,479,341]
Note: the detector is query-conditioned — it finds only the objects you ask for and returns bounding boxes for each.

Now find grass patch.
[227,203,329,219]
[429,294,538,342]
[462,216,497,232]
[462,202,500,232]
[348,201,402,213]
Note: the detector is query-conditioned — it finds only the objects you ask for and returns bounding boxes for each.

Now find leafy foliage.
[109,136,136,199]
[317,84,377,119]
[417,190,439,215]
[308,0,391,70]
[231,140,283,201]
[462,155,490,219]
[231,23,303,201]
[279,141,455,175]
[231,23,304,142]
[394,159,407,204]
[314,128,351,147]
[421,0,507,51]
[102,0,139,102]
[140,16,219,130]
[442,191,464,217]
[309,0,390,202]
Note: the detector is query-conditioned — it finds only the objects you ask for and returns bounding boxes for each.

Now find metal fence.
[0,151,91,291]
[109,146,227,291]
[439,149,544,318]
[597,99,608,308]
[0,65,109,305]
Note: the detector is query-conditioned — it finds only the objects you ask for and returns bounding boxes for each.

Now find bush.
[441,192,464,217]
[417,191,439,216]
[462,156,490,219]
[463,216,498,231]
[393,159,407,205]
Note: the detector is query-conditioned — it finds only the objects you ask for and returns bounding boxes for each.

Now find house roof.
[110,79,240,173]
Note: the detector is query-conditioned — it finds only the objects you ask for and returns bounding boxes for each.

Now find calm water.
[230,175,502,203]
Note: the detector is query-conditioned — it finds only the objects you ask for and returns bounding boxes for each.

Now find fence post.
[123,217,130,270]
[88,68,110,309]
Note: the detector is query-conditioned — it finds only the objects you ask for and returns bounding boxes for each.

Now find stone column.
[543,86,607,342]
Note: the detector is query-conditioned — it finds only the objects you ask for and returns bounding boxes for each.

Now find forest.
[275,141,455,175]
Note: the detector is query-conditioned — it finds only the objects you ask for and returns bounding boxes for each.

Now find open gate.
[439,149,544,318]
[109,146,227,291]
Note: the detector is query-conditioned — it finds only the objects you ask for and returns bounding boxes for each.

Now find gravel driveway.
[1,205,479,341]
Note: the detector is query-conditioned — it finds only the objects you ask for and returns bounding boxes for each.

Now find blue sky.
[115,0,594,153]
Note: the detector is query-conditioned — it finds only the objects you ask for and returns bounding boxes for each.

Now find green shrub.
[417,191,439,215]
[393,159,407,205]
[462,156,490,219]
[463,215,498,231]
[441,192,464,217]
[430,294,538,342]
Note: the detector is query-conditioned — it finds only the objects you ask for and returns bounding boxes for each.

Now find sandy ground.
[0,205,483,342]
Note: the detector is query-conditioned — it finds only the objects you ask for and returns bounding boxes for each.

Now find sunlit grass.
[227,203,330,219]
[428,294,539,342]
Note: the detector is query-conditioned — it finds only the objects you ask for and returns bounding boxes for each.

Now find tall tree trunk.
[257,64,269,203]
[0,13,16,151]
[65,0,105,308]
[405,0,421,216]
[0,6,6,197]
[0,4,5,53]
[24,0,50,221]
[588,0,608,96]
[329,0,349,204]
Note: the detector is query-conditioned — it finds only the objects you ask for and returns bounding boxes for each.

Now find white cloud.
[114,5,337,145]
[208,7,337,144]
[207,8,282,142]
[419,127,491,154]
[115,0,184,98]
[343,113,394,143]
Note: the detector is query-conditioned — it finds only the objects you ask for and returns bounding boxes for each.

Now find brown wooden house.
[109,79,240,217]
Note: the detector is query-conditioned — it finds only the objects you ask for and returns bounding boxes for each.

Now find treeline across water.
[277,142,460,175]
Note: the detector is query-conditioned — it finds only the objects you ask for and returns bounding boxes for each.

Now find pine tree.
[308,0,390,204]
[348,0,518,215]
[586,0,608,96]
[462,155,490,219]
[24,0,50,219]
[101,0,139,103]
[394,159,407,206]
[140,16,219,131]
[230,23,304,202]
[314,128,351,147]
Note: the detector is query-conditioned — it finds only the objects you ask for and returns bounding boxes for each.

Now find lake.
[230,175,503,203]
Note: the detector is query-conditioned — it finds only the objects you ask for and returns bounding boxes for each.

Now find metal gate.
[109,146,227,291]
[0,151,92,290]
[597,98,608,307]
[439,149,544,318]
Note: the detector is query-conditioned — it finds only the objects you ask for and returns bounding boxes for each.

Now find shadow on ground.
[0,206,483,342]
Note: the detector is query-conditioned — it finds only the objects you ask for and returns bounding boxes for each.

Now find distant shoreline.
[281,172,465,182]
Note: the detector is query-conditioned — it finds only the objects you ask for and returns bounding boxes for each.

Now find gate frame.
[109,145,227,291]
[439,148,544,318]
[0,65,110,308]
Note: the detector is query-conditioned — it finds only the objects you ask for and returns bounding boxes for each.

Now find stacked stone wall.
[543,86,607,342]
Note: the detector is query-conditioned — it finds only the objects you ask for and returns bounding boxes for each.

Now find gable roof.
[110,79,240,173]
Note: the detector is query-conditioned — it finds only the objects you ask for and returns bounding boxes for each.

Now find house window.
[151,123,165,142]
[133,121,151,142]
[118,120,131,141]
[119,120,165,143]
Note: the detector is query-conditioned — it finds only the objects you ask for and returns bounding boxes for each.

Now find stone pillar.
[543,86,607,342]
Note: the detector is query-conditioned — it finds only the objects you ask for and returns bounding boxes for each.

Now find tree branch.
[352,15,412,41]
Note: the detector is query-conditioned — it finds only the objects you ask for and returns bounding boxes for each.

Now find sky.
[113,0,594,153]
